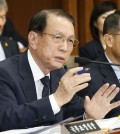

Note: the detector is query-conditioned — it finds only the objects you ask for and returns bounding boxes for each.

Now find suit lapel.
[19,51,37,102]
[18,52,66,102]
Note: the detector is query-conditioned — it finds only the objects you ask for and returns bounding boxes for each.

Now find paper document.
[95,115,120,130]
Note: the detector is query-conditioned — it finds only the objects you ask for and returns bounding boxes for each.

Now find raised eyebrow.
[52,31,63,35]
[53,32,75,38]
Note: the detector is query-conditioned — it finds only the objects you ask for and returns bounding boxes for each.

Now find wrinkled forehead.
[45,14,75,35]
[0,5,7,14]
[47,13,73,26]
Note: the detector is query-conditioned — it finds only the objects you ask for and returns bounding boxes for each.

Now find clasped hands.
[54,67,120,119]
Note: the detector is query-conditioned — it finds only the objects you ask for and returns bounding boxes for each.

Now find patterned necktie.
[41,76,50,97]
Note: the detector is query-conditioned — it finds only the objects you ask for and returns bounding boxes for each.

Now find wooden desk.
[104,129,120,134]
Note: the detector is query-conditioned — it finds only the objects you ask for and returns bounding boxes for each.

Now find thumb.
[84,96,90,105]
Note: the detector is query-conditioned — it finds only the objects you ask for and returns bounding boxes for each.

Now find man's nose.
[61,39,68,51]
[0,19,4,26]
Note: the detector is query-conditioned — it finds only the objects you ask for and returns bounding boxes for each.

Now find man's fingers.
[95,83,110,96]
[75,83,89,92]
[65,67,84,77]
[107,87,120,101]
[84,96,90,105]
[102,84,117,98]
[73,73,91,86]
[110,100,120,111]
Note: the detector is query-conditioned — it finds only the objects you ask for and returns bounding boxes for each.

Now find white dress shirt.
[17,41,25,49]
[27,50,60,114]
[0,41,6,61]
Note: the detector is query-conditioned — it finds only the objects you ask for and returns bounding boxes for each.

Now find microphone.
[74,57,120,66]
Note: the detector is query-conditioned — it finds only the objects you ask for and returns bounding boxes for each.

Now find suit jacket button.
[42,115,47,120]
[35,119,39,122]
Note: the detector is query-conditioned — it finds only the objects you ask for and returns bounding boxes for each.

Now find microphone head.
[74,57,91,65]
[75,57,120,66]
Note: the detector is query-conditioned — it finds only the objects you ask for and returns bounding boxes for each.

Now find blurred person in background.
[79,1,117,61]
[78,9,120,118]
[3,18,28,52]
[0,0,19,61]
[0,0,27,53]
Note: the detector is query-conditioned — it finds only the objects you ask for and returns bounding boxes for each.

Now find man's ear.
[104,34,113,48]
[28,31,38,49]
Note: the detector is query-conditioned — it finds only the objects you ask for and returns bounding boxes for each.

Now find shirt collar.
[27,50,50,82]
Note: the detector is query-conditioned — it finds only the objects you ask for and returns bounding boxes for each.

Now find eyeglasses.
[40,32,79,48]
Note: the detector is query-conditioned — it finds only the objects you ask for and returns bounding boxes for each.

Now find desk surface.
[0,117,120,134]
[106,129,120,134]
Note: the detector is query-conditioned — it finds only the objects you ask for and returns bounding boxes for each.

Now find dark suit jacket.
[79,39,104,60]
[78,53,120,118]
[0,36,19,59]
[0,51,84,131]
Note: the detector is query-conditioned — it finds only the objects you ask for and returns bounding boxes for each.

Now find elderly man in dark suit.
[0,0,19,61]
[78,9,120,118]
[0,9,120,132]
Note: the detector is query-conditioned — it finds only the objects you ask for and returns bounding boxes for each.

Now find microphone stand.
[90,60,120,66]
[74,57,120,66]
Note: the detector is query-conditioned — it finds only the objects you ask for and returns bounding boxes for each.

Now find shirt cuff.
[49,94,60,115]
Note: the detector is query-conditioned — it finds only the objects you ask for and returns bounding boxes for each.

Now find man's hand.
[84,83,120,119]
[54,67,91,107]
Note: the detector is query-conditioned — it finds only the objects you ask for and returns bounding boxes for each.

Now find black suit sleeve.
[0,67,58,131]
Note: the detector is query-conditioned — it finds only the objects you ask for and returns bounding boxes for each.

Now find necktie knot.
[41,76,50,87]
[41,76,50,97]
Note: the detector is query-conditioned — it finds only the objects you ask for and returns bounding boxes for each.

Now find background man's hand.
[84,83,120,119]
[54,67,91,107]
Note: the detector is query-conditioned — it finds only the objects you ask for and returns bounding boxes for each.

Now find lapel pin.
[5,42,8,47]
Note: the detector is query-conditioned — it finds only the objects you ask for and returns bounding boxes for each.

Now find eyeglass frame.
[35,31,79,48]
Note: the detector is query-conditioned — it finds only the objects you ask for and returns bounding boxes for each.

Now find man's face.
[110,33,120,62]
[29,14,75,74]
[0,7,6,35]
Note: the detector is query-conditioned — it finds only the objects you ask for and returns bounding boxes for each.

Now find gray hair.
[0,0,8,12]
